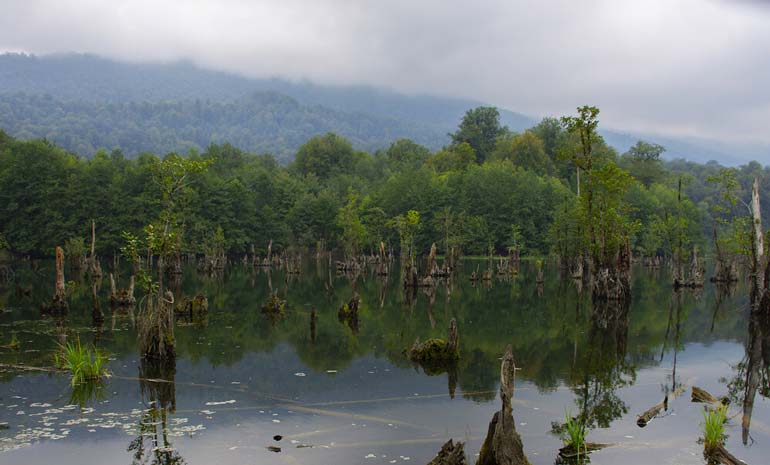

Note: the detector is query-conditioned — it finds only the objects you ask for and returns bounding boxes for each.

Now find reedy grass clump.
[55,338,109,385]
[702,404,728,452]
[563,409,587,460]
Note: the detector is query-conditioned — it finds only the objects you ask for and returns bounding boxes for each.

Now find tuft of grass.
[702,404,728,452]
[55,338,109,386]
[563,409,587,460]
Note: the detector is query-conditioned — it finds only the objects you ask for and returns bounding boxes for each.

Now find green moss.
[409,338,459,362]
[337,303,351,320]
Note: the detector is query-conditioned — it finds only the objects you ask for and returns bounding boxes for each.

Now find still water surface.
[0,260,767,464]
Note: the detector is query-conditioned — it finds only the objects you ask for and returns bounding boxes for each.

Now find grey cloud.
[1,0,769,144]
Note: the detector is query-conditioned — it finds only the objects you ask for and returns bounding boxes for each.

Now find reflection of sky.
[1,339,768,465]
[0,263,766,464]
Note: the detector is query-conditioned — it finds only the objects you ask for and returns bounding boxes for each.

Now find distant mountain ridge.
[0,52,765,165]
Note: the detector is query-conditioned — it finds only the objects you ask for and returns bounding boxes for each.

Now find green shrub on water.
[702,404,728,452]
[563,409,587,460]
[55,338,108,385]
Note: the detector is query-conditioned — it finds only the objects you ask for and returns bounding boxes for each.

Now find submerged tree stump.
[91,281,104,324]
[42,246,68,315]
[535,260,544,284]
[87,220,103,278]
[138,291,176,362]
[338,293,360,332]
[426,439,467,465]
[404,264,419,288]
[409,319,459,363]
[109,274,136,308]
[310,306,317,343]
[175,294,209,323]
[262,292,286,321]
[476,345,530,465]
[706,444,746,465]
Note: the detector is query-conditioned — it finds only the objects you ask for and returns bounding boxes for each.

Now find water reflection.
[724,306,770,445]
[129,358,183,464]
[1,258,768,464]
[570,298,632,431]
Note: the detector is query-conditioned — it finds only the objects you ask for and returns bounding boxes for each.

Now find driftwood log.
[691,386,729,406]
[636,384,687,427]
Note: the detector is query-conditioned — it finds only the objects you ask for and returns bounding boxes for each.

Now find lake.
[0,258,767,465]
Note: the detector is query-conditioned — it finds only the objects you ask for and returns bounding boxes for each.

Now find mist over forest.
[0,53,759,165]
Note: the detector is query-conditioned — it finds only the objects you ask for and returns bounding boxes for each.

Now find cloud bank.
[2,0,770,144]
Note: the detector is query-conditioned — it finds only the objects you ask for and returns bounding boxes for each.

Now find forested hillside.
[1,106,766,261]
[0,92,448,161]
[0,52,761,164]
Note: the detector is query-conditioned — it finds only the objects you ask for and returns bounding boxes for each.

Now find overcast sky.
[2,0,769,144]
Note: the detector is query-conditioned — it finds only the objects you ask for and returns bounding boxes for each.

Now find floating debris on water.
[204,400,235,406]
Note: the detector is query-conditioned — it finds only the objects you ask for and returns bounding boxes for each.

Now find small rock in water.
[266,446,281,453]
[273,435,283,441]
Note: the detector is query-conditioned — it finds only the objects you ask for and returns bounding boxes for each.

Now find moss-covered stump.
[109,274,136,308]
[410,338,457,362]
[176,294,209,314]
[261,293,286,321]
[174,294,209,326]
[427,439,467,465]
[409,318,459,363]
[338,294,360,332]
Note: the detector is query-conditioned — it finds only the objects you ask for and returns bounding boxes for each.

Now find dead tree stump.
[427,439,467,465]
[42,246,68,315]
[476,345,530,465]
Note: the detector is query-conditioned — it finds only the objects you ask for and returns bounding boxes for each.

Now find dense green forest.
[0,92,447,162]
[1,106,767,259]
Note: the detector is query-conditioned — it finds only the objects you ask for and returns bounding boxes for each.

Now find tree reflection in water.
[570,298,632,431]
[128,358,185,465]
